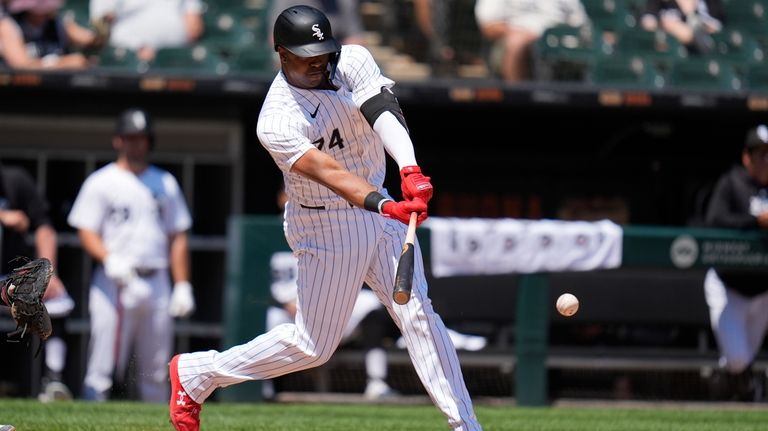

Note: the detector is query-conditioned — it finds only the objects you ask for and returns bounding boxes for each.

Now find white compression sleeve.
[373,111,417,168]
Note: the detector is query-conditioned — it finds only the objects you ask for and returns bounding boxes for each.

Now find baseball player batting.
[169,5,482,430]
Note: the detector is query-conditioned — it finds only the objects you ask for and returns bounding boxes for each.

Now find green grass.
[0,399,767,430]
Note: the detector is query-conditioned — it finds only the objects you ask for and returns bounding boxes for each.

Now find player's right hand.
[381,198,428,226]
[104,254,137,286]
[400,165,433,203]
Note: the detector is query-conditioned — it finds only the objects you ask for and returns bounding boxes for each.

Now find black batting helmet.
[115,108,155,149]
[273,5,341,79]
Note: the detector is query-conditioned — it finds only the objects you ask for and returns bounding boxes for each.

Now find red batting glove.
[400,165,433,203]
[381,198,428,226]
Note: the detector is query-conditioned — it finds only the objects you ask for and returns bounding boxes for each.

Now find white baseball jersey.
[177,45,482,430]
[256,44,393,207]
[90,0,202,50]
[68,162,192,268]
[68,162,191,402]
[475,0,588,36]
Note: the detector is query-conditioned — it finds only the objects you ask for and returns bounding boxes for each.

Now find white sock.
[365,348,387,382]
[46,337,66,374]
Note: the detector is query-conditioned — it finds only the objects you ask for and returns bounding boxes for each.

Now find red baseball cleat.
[169,354,201,431]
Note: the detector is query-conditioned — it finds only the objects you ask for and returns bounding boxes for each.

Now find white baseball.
[556,293,579,317]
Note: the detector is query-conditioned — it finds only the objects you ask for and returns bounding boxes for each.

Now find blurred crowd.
[0,0,762,90]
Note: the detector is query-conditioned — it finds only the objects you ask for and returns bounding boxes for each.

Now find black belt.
[135,268,159,278]
[299,202,354,210]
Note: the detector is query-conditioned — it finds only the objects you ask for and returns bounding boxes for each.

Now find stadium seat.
[96,47,149,74]
[580,0,637,33]
[61,0,90,27]
[586,54,665,89]
[532,24,609,81]
[668,58,741,92]
[723,1,768,34]
[237,7,271,41]
[229,46,275,74]
[614,29,688,73]
[709,29,765,65]
[620,0,647,16]
[745,63,768,92]
[150,46,230,75]
[202,11,257,57]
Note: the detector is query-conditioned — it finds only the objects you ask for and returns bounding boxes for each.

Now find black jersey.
[0,164,51,275]
[705,165,768,297]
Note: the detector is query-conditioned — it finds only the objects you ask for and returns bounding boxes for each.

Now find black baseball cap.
[745,124,768,150]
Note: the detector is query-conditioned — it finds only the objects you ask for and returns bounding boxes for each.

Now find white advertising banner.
[426,218,623,277]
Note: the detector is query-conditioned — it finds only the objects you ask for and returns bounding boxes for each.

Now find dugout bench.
[221,217,768,405]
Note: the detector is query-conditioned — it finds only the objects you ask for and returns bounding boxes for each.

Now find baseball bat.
[393,212,418,305]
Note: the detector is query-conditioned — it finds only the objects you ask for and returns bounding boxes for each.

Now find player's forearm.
[169,231,190,283]
[315,170,377,208]
[78,229,109,263]
[375,112,417,168]
[291,148,377,207]
[34,224,58,267]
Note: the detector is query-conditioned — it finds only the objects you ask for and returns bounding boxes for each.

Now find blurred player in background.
[703,124,768,401]
[67,108,195,402]
[0,160,73,399]
[169,6,483,431]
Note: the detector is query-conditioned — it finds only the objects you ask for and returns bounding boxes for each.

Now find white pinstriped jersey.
[257,44,393,208]
[176,43,483,431]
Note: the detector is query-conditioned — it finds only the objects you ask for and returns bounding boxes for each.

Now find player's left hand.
[169,281,195,318]
[381,198,428,226]
[400,166,433,203]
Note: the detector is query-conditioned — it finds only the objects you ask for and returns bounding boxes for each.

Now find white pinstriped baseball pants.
[177,204,482,430]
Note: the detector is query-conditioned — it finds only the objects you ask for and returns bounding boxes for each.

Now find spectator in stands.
[269,0,366,46]
[413,0,462,77]
[703,124,768,402]
[89,0,204,62]
[474,0,589,82]
[640,0,725,54]
[0,160,73,400]
[0,0,101,70]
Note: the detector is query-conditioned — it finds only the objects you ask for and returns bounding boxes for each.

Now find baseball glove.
[1,258,54,342]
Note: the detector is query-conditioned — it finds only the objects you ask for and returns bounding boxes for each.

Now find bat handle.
[393,212,418,305]
[405,212,418,244]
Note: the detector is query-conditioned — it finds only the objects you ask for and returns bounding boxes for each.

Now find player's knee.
[297,346,335,367]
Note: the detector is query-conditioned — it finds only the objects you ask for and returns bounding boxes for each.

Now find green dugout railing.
[219,216,768,404]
